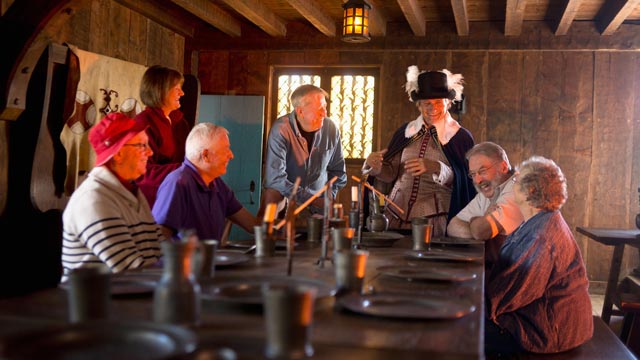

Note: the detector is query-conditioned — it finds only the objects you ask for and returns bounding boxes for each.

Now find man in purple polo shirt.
[152,123,258,240]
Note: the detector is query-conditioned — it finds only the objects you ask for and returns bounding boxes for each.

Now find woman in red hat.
[61,113,163,282]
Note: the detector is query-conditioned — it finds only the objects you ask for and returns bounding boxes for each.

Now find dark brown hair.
[139,65,184,108]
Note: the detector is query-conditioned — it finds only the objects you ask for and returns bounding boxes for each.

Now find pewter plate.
[338,293,476,319]
[376,265,477,282]
[357,231,404,247]
[224,239,299,250]
[405,249,482,262]
[215,251,251,267]
[0,321,197,360]
[202,275,335,306]
[431,237,484,246]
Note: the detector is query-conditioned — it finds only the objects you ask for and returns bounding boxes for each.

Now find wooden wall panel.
[109,1,130,61]
[268,51,306,65]
[588,52,638,281]
[522,52,559,160]
[379,52,419,149]
[198,52,230,94]
[128,11,148,65]
[339,52,381,65]
[246,52,269,96]
[487,52,523,165]
[145,20,165,68]
[310,51,339,65]
[228,52,249,95]
[555,52,594,257]
[57,2,91,48]
[89,0,110,55]
[452,52,488,142]
[518,51,597,263]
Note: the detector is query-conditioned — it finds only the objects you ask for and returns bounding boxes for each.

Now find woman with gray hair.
[485,156,592,356]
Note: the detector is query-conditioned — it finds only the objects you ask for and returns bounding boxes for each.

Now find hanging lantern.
[342,0,371,43]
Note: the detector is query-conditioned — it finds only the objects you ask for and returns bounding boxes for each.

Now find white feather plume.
[405,65,420,101]
[441,69,465,101]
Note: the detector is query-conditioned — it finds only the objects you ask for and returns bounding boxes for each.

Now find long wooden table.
[0,236,485,359]
[576,227,640,324]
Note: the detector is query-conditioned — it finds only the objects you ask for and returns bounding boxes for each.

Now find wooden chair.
[616,275,640,356]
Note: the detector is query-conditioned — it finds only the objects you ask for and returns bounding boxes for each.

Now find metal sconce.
[342,0,371,43]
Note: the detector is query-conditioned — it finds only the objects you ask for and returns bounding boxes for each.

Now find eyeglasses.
[122,143,150,151]
[468,162,500,179]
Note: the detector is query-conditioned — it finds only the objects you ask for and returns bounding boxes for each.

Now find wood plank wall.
[197,43,640,289]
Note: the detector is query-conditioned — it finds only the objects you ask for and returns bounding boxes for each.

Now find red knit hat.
[88,112,148,166]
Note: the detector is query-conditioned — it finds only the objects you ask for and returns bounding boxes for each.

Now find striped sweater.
[61,166,164,282]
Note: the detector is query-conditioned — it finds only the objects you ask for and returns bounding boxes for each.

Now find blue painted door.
[198,95,264,241]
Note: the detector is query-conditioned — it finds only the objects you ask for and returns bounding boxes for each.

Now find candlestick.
[264,203,277,223]
[264,203,277,236]
[333,203,344,219]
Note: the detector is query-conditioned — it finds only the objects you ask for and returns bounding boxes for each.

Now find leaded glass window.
[273,68,377,160]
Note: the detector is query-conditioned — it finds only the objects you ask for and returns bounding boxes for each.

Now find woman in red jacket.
[135,65,191,207]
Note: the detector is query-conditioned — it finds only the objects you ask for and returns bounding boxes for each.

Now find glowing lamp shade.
[342,0,371,43]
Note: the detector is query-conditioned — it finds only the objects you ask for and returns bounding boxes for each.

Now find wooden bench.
[515,316,637,359]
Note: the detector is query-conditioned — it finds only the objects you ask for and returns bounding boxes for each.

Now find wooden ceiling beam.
[505,0,527,36]
[286,0,336,37]
[366,0,388,36]
[170,0,241,37]
[554,0,582,35]
[450,0,469,36]
[113,0,195,38]
[596,0,640,35]
[397,0,426,36]
[222,0,286,37]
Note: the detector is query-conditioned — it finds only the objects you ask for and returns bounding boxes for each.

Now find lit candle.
[351,186,358,203]
[264,203,277,223]
[379,195,385,206]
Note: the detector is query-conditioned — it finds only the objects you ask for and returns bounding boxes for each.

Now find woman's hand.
[404,158,439,177]
[365,149,388,171]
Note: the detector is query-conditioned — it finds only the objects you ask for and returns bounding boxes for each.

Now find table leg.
[602,245,625,324]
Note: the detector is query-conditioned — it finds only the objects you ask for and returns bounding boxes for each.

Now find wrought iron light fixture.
[342,0,371,43]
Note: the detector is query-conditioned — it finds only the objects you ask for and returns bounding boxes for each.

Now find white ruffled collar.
[404,115,460,144]
[404,116,424,138]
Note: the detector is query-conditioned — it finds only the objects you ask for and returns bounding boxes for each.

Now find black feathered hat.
[405,66,464,102]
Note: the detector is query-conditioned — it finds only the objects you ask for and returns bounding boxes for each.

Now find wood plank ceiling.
[113,0,640,40]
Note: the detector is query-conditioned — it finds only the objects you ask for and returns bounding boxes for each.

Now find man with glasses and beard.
[447,142,524,272]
